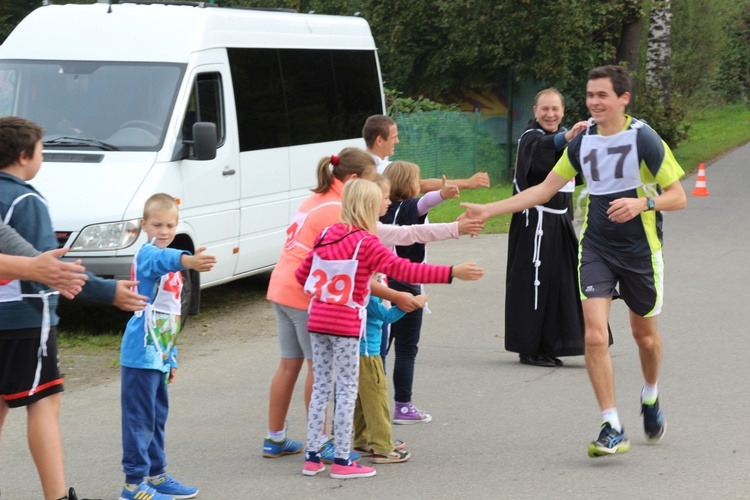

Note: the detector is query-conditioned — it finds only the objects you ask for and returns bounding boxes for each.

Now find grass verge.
[674,104,750,173]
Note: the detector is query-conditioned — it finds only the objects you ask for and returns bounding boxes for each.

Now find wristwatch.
[646,197,655,211]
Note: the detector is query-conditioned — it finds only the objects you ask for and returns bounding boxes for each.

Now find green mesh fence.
[391,111,511,183]
[389,82,543,185]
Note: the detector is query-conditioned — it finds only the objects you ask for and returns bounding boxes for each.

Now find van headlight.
[70,220,141,250]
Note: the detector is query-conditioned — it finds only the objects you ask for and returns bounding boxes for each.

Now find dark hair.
[588,65,631,96]
[312,147,376,194]
[534,88,564,106]
[0,116,44,170]
[362,115,396,148]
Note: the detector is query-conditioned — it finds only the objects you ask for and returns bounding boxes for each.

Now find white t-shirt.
[369,151,391,174]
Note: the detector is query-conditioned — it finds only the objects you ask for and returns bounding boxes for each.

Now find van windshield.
[0,60,184,151]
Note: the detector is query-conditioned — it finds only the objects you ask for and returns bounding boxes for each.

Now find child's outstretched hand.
[467,172,491,189]
[182,247,217,272]
[440,175,460,200]
[451,262,484,281]
[413,293,429,308]
[457,217,483,237]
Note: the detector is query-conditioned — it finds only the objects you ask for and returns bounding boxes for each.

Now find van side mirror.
[192,122,217,161]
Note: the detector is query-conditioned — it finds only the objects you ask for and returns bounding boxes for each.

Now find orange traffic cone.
[692,163,710,197]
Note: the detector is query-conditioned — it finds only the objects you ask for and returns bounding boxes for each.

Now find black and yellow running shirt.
[553,116,684,257]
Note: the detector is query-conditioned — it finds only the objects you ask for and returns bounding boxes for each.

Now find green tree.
[715,0,750,103]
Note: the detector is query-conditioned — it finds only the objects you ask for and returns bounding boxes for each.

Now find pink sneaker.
[330,461,376,479]
[302,461,326,476]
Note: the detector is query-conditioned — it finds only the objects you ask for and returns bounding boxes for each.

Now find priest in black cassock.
[505,89,588,367]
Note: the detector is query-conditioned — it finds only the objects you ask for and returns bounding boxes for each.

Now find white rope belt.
[531,205,568,310]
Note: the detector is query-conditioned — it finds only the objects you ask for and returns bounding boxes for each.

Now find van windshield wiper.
[43,136,119,151]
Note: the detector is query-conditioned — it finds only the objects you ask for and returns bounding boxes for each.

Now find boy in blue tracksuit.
[120,193,216,500]
[0,116,148,500]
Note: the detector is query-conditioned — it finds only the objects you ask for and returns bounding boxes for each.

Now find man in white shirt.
[362,114,491,191]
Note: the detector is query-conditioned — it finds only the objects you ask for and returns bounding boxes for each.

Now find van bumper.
[63,255,133,281]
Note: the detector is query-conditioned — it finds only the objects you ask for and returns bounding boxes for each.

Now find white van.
[0,2,384,316]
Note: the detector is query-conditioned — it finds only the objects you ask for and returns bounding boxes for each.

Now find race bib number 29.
[303,253,358,307]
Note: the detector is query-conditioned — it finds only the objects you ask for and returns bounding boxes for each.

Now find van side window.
[0,69,17,116]
[228,48,382,152]
[228,49,289,151]
[182,72,225,146]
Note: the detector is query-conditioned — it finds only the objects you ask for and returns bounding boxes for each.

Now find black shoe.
[57,487,78,500]
[549,355,563,367]
[60,487,100,500]
[519,354,556,367]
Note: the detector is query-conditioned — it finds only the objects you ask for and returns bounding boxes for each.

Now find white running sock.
[602,408,622,432]
[267,429,285,442]
[641,383,658,405]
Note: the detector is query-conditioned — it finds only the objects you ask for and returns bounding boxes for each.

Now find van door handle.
[222,168,236,176]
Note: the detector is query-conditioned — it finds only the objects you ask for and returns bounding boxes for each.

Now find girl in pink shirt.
[296,179,483,479]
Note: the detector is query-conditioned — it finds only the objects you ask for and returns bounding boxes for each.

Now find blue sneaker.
[147,474,198,499]
[319,439,361,464]
[120,481,173,500]
[263,436,303,458]
[587,422,631,457]
[642,397,667,442]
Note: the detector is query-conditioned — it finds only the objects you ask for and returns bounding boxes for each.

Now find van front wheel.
[180,268,199,328]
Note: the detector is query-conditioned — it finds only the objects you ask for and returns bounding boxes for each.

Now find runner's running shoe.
[642,397,667,442]
[587,422,631,457]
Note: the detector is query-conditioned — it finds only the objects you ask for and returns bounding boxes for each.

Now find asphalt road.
[2,143,749,499]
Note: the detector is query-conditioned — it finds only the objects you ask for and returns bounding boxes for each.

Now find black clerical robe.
[504,119,585,357]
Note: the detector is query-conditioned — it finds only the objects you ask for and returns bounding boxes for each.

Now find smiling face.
[533,92,564,133]
[586,77,630,133]
[381,124,399,158]
[141,208,178,249]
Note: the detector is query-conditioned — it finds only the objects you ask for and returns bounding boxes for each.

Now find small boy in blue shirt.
[120,193,216,500]
[352,274,426,464]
